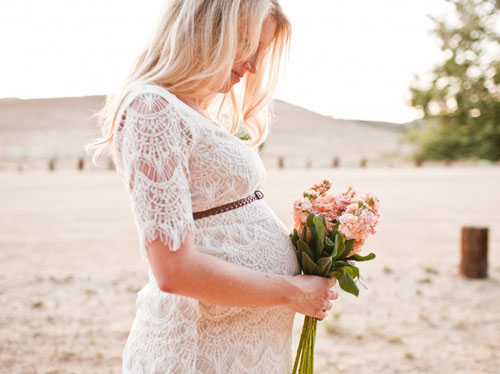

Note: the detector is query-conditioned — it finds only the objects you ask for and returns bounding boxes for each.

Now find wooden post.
[332,156,340,168]
[108,157,115,171]
[414,157,423,167]
[305,159,312,168]
[278,156,284,169]
[460,226,488,279]
[360,158,367,168]
[77,158,84,171]
[48,158,56,171]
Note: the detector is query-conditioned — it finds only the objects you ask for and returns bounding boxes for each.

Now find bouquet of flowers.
[290,179,381,374]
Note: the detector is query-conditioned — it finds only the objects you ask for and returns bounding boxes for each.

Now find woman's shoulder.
[120,83,215,133]
[112,84,204,163]
[121,83,184,117]
[117,84,208,140]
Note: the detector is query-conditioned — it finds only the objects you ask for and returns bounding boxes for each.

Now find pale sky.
[0,0,453,123]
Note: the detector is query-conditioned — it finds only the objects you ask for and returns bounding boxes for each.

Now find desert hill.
[0,95,413,168]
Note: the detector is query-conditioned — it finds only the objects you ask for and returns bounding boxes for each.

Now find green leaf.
[331,234,339,258]
[349,253,376,262]
[317,256,333,276]
[321,214,327,229]
[320,250,330,258]
[324,236,334,249]
[327,270,342,278]
[306,213,315,228]
[336,232,347,259]
[345,239,355,254]
[290,232,298,248]
[346,265,360,279]
[334,220,340,231]
[295,250,302,269]
[332,260,350,268]
[338,269,359,296]
[313,215,325,254]
[297,239,314,260]
[238,133,251,141]
[300,226,307,242]
[308,226,317,258]
[333,232,346,259]
[327,233,334,244]
[344,265,360,280]
[301,252,320,275]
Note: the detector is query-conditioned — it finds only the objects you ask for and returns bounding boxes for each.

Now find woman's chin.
[217,81,238,94]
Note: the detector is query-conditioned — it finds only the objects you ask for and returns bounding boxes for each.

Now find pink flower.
[291,196,314,233]
[308,179,332,196]
[325,219,335,233]
[291,179,380,255]
[364,191,380,212]
[338,213,357,238]
[347,238,365,257]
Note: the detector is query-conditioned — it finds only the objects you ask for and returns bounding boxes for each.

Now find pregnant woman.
[86,1,338,373]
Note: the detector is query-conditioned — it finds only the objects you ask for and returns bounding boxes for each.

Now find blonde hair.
[85,0,291,165]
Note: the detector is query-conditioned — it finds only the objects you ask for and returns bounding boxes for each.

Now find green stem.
[311,318,314,373]
[299,326,306,373]
[306,321,311,374]
[311,318,317,373]
[292,315,308,374]
[299,316,311,373]
[301,317,310,374]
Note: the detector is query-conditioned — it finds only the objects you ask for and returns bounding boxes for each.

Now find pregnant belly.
[193,199,300,277]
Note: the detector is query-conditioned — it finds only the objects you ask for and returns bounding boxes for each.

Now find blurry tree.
[404,0,500,161]
[237,132,265,153]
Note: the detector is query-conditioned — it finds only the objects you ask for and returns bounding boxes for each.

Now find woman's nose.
[244,61,257,74]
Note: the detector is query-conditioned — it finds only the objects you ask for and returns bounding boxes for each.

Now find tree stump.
[460,226,488,279]
[77,158,85,171]
[48,158,56,171]
[108,157,115,171]
[332,156,340,168]
[278,156,284,169]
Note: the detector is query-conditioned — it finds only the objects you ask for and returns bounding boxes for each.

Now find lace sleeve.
[116,91,196,258]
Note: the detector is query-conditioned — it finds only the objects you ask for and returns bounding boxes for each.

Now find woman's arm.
[146,230,338,320]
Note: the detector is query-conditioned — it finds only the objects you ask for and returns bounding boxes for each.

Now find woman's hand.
[286,275,338,321]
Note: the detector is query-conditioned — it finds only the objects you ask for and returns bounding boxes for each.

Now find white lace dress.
[112,84,301,374]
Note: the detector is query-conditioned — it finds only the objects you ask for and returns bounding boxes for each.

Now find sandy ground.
[0,167,499,374]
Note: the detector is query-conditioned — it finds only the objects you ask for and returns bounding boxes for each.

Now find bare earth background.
[0,96,413,171]
[1,167,499,374]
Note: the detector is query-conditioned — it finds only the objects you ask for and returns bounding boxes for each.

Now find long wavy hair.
[85,0,291,165]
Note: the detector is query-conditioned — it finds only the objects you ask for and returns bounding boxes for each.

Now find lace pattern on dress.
[113,84,300,374]
[114,90,197,257]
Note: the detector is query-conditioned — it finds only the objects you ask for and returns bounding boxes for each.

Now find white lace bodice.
[113,84,300,373]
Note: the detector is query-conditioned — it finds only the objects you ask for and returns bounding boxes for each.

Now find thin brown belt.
[192,190,264,220]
